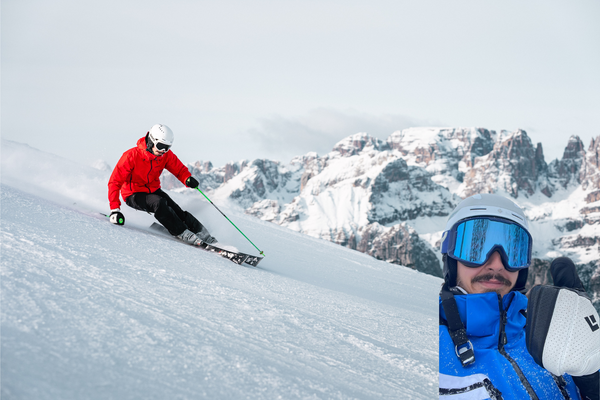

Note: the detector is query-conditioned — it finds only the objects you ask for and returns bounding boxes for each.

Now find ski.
[90,208,263,267]
[149,223,263,267]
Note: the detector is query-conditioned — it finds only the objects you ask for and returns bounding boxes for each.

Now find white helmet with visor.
[148,124,174,152]
[440,193,532,290]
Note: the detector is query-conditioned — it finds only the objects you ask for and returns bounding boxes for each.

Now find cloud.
[247,108,439,161]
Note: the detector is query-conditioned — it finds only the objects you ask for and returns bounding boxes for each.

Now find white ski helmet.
[441,193,532,292]
[148,124,174,150]
[442,193,529,235]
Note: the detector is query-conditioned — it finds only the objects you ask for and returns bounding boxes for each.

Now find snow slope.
[1,140,441,399]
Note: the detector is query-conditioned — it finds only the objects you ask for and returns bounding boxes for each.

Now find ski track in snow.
[1,140,441,399]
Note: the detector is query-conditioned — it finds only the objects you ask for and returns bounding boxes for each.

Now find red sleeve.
[165,152,192,186]
[108,151,134,209]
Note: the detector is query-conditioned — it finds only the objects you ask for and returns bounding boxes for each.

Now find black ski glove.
[186,176,199,189]
[109,209,125,225]
[551,257,586,291]
[527,257,600,400]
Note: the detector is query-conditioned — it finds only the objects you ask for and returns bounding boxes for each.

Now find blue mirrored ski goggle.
[441,217,532,272]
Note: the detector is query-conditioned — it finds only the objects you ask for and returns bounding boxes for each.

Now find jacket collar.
[137,136,164,161]
[441,291,528,348]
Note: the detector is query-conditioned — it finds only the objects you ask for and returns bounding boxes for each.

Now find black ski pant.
[125,188,203,236]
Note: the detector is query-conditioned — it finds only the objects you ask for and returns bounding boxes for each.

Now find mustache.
[472,273,512,287]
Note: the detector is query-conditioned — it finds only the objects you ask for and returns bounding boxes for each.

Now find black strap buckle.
[441,283,476,367]
[455,339,475,366]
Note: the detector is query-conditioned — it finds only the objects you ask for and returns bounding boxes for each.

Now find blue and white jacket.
[439,290,581,399]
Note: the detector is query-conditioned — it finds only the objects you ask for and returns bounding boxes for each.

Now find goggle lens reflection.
[450,218,531,270]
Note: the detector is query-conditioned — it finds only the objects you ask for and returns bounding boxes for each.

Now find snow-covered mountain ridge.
[162,127,600,309]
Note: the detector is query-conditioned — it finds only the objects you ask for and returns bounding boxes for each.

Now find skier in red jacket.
[108,124,216,245]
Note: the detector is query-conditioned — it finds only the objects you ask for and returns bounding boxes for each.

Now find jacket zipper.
[145,158,153,193]
[497,295,540,400]
[552,375,571,399]
[439,378,503,399]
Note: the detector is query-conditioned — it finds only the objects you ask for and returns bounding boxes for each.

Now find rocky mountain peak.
[461,129,547,198]
[159,128,600,311]
[192,160,214,173]
[331,133,390,157]
[547,135,585,189]
[588,136,600,169]
[385,127,497,184]
[563,136,586,160]
[581,136,600,191]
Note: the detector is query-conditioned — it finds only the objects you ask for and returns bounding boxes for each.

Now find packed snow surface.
[1,140,441,399]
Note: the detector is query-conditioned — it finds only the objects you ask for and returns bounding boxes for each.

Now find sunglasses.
[155,142,171,151]
[441,217,532,272]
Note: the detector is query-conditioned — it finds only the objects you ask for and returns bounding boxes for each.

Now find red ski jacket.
[108,136,191,210]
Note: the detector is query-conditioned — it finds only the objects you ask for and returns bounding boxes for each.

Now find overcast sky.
[2,0,599,169]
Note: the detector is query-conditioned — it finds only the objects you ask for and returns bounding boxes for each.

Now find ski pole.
[195,187,265,257]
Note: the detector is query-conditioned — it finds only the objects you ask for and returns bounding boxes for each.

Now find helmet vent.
[511,213,524,221]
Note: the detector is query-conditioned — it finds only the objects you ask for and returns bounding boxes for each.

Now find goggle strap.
[149,133,170,150]
[440,230,450,254]
[440,283,475,367]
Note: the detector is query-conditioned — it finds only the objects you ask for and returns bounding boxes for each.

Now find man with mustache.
[438,194,598,399]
